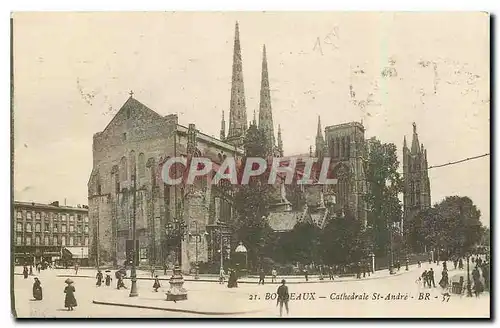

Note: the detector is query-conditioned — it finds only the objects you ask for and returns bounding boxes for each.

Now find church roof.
[267,211,301,232]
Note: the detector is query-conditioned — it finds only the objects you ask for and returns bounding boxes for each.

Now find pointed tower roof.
[411,122,420,154]
[226,21,247,146]
[403,135,407,149]
[277,124,284,156]
[316,116,324,141]
[258,44,275,156]
[252,109,257,126]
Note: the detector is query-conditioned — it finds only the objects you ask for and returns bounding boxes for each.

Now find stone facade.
[402,123,431,228]
[88,96,242,273]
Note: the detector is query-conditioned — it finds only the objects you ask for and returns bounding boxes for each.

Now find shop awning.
[63,247,89,259]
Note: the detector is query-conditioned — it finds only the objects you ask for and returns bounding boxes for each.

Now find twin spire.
[221,22,283,156]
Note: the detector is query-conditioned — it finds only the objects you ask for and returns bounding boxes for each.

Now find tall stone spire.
[226,21,247,147]
[315,116,325,158]
[252,109,257,126]
[220,110,226,140]
[258,44,275,156]
[411,122,420,154]
[277,124,284,157]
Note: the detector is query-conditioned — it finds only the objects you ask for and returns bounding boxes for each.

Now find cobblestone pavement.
[12,262,490,318]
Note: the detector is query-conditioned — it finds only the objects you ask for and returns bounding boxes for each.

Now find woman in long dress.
[32,277,43,300]
[64,279,77,311]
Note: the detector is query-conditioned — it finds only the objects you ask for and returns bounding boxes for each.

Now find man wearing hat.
[276,279,290,317]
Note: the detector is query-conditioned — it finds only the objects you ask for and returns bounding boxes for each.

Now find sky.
[12,12,490,226]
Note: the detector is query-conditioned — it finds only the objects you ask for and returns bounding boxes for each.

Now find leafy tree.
[364,138,403,256]
[406,196,484,258]
[320,210,366,266]
[277,222,321,265]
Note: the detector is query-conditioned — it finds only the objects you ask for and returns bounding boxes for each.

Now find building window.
[84,226,89,233]
[35,213,41,220]
[35,236,41,245]
[84,216,89,223]
[77,214,82,222]
[61,236,66,246]
[44,236,49,245]
[77,226,82,234]
[53,224,58,233]
[76,237,81,246]
[35,223,41,232]
[69,236,74,246]
[62,224,67,233]
[16,222,22,232]
[69,225,74,233]
[26,223,32,232]
[16,211,22,219]
[52,213,57,221]
[84,237,89,246]
[123,133,127,141]
[53,236,58,246]
[69,215,74,223]
[120,156,128,182]
[44,224,49,232]
[26,236,32,246]
[16,236,22,245]
[27,212,32,220]
[138,153,146,178]
[61,214,66,222]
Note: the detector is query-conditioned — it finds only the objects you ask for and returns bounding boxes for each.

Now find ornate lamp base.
[166,266,188,301]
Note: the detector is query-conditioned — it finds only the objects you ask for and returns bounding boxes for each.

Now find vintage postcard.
[11,12,490,318]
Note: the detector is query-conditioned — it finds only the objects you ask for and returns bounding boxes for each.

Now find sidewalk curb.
[55,268,416,284]
[92,300,262,316]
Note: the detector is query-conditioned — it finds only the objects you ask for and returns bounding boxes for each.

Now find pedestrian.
[116,272,127,290]
[397,261,401,271]
[304,268,309,282]
[362,263,366,278]
[227,269,238,288]
[421,270,428,288]
[459,258,464,270]
[74,263,79,275]
[429,268,436,288]
[276,279,289,317]
[163,263,167,276]
[258,269,265,285]
[32,277,43,300]
[36,263,41,274]
[105,272,112,287]
[453,259,458,270]
[64,279,77,311]
[439,268,449,289]
[23,266,29,279]
[417,260,421,268]
[150,265,155,278]
[219,267,226,284]
[328,266,334,280]
[96,270,103,287]
[271,268,277,283]
[29,265,33,276]
[153,275,161,292]
[482,262,490,292]
[472,267,483,297]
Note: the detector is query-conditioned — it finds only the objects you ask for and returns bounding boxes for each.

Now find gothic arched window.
[130,150,136,177]
[120,156,128,182]
[333,164,350,209]
[138,153,146,178]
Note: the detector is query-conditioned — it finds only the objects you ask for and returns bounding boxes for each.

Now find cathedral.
[88,22,370,273]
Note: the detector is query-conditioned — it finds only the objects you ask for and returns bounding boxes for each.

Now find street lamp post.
[129,168,139,297]
[165,218,188,301]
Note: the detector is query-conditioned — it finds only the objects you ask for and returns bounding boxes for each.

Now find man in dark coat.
[421,270,428,288]
[276,279,289,317]
[23,266,29,279]
[429,268,436,288]
[258,269,265,285]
